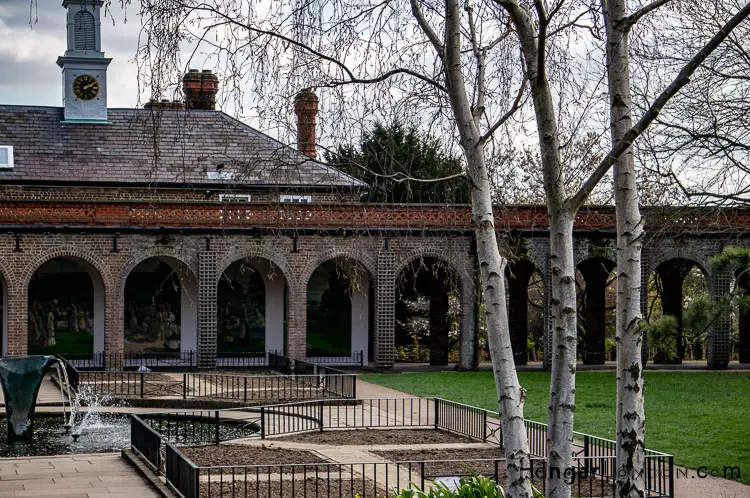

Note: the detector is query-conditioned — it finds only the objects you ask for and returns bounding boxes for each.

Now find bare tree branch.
[568,0,750,212]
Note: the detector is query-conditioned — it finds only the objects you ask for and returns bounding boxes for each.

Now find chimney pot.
[294,88,319,159]
[183,68,214,110]
[200,70,219,111]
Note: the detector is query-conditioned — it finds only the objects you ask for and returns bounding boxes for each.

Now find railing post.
[482,410,488,442]
[434,398,439,429]
[244,377,248,403]
[193,467,200,498]
[260,407,266,439]
[140,373,144,399]
[182,373,187,400]
[319,400,324,432]
[668,455,674,497]
[214,410,220,444]
[584,435,590,474]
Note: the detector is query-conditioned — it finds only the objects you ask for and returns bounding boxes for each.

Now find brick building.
[1,0,749,370]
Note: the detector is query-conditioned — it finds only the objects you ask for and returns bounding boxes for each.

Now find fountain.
[0,356,63,442]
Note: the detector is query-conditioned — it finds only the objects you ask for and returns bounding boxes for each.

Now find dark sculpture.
[0,356,59,442]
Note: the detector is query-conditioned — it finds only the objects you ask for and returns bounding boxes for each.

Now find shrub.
[391,475,544,498]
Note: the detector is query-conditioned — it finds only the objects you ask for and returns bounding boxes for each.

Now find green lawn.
[361,371,750,484]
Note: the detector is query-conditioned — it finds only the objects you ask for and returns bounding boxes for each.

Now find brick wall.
[0,232,474,369]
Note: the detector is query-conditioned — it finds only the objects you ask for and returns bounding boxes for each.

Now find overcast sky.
[0,0,147,107]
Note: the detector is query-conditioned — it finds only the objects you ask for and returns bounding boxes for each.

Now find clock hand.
[83,82,97,90]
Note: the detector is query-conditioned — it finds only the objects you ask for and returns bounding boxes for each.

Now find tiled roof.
[0,106,365,188]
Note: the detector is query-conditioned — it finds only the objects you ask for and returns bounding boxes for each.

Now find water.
[0,413,131,457]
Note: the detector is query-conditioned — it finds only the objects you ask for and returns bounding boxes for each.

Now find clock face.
[72,74,99,101]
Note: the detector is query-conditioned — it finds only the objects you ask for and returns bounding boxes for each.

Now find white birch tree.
[130,1,750,497]
[493,0,750,496]
[135,0,535,494]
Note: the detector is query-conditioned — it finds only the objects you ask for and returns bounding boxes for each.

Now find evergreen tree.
[326,122,469,204]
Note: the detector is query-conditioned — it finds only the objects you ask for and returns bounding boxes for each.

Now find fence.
[60,354,356,401]
[59,351,197,371]
[57,349,364,371]
[171,456,664,498]
[131,397,674,498]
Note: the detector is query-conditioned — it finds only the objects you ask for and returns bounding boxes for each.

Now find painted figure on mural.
[46,309,56,347]
[69,304,79,333]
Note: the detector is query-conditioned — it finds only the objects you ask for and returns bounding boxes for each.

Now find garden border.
[130,397,674,498]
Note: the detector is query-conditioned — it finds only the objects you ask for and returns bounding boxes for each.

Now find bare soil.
[202,477,380,498]
[181,444,328,467]
[276,428,476,445]
[373,448,614,497]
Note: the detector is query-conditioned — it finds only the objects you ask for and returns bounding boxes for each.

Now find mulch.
[276,428,477,445]
[181,444,328,467]
[201,477,380,497]
[373,448,614,497]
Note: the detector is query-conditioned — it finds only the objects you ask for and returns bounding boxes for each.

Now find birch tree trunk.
[428,0,532,495]
[601,1,646,496]
[496,3,578,496]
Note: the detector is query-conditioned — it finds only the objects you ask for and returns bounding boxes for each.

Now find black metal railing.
[305,350,365,366]
[131,397,674,497]
[59,349,364,372]
[57,353,357,401]
[162,453,672,498]
[130,414,164,472]
[59,351,197,371]
[69,370,354,401]
[166,442,200,498]
[215,352,268,369]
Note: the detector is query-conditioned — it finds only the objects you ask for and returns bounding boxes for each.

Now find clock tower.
[56,0,112,123]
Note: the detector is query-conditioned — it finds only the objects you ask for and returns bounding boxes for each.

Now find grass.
[28,329,93,356]
[360,370,750,484]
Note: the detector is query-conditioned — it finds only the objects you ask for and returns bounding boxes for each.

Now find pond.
[0,412,131,458]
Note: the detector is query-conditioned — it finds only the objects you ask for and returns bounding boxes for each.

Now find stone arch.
[736,268,750,363]
[576,257,617,365]
[21,246,113,292]
[217,247,293,291]
[24,247,111,355]
[646,250,712,282]
[0,257,12,356]
[573,243,616,268]
[300,247,377,289]
[303,251,375,362]
[395,248,471,366]
[217,249,292,357]
[395,248,471,289]
[505,258,546,365]
[648,256,710,363]
[117,248,197,297]
[120,250,198,355]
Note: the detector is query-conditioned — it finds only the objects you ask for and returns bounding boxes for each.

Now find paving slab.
[0,454,158,498]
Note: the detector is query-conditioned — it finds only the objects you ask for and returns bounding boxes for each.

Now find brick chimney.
[182,69,219,110]
[183,69,202,109]
[201,70,219,110]
[294,88,319,159]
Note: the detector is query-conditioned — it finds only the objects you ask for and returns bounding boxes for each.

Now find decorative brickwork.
[375,250,396,368]
[3,201,750,232]
[708,271,732,369]
[0,221,747,368]
[198,251,219,368]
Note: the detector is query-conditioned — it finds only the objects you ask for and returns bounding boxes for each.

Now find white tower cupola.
[56,0,112,123]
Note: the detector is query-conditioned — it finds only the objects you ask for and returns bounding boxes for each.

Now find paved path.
[0,453,158,498]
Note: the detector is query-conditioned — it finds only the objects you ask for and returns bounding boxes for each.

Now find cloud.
[0,0,141,107]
